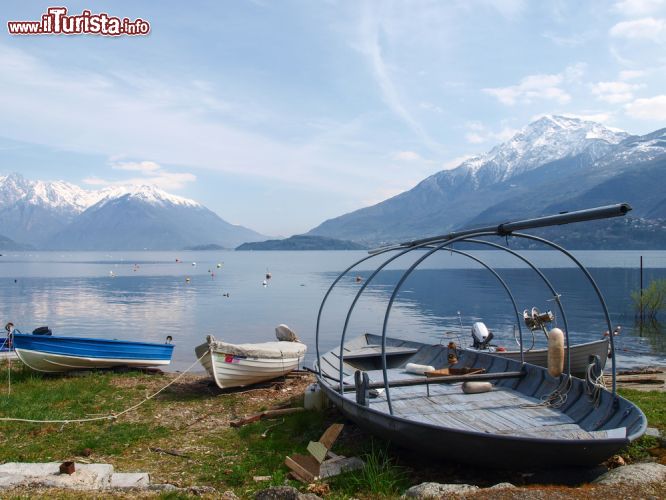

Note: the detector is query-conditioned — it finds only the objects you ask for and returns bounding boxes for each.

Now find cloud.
[624,94,666,119]
[559,112,616,124]
[591,81,644,103]
[0,43,394,198]
[354,3,445,154]
[84,171,197,191]
[619,69,647,80]
[482,64,585,106]
[613,0,666,16]
[393,151,422,161]
[82,159,197,191]
[111,160,161,173]
[464,122,518,144]
[418,101,443,113]
[542,31,594,47]
[610,17,666,42]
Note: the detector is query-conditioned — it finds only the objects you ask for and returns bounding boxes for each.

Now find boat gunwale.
[11,332,175,349]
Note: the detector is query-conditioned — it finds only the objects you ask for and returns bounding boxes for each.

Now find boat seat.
[337,345,418,360]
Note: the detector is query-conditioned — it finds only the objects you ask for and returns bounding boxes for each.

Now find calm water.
[1,250,665,371]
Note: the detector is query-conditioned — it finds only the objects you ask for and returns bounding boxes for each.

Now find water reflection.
[0,251,665,371]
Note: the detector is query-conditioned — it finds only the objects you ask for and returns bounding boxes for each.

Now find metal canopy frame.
[315,203,630,412]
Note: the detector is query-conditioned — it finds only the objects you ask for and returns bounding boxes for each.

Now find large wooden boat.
[314,204,647,468]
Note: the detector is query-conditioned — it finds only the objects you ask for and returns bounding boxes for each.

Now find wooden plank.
[333,346,418,360]
[307,441,328,463]
[284,454,318,483]
[319,423,344,449]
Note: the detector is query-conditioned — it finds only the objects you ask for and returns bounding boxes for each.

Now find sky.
[1,0,665,236]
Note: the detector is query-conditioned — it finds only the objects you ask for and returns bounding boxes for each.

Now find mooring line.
[0,350,208,425]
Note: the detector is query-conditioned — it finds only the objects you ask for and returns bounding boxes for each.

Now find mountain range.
[0,174,266,250]
[307,115,666,248]
[3,115,665,251]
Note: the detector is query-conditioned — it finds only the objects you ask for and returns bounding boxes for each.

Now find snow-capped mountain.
[0,174,267,249]
[458,115,627,185]
[92,184,202,210]
[308,116,666,247]
[0,172,101,212]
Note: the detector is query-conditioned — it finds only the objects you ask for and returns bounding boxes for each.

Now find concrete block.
[110,472,150,489]
[0,472,25,488]
[0,462,61,476]
[34,464,114,490]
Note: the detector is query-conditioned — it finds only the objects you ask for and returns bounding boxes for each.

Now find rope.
[0,350,208,425]
[539,374,572,408]
[521,374,573,409]
[585,357,606,408]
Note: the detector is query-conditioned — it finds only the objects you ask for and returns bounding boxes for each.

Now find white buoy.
[405,363,435,375]
[262,280,267,286]
[547,327,565,377]
[462,381,492,394]
[192,262,197,266]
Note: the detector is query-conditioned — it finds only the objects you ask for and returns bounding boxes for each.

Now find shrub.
[631,279,666,320]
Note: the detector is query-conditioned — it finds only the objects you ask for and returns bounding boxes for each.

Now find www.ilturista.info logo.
[7,7,150,36]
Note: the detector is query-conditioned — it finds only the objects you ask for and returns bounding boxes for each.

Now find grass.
[336,442,408,498]
[0,362,663,498]
[617,388,665,462]
[0,366,170,462]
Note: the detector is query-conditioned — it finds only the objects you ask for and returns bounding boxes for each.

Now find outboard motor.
[471,322,493,349]
[32,326,52,336]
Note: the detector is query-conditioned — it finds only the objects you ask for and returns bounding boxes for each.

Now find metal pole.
[640,255,645,324]
[369,203,632,254]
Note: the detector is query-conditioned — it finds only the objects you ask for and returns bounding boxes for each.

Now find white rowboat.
[195,326,307,389]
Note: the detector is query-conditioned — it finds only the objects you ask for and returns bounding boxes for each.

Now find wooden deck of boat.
[342,368,625,440]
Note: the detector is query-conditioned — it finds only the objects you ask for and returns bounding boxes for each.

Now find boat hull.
[195,343,302,389]
[316,334,646,469]
[322,386,626,469]
[467,338,609,378]
[12,333,173,373]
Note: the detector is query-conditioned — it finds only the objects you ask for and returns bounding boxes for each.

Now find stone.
[148,483,179,491]
[110,472,150,489]
[606,455,626,468]
[593,463,666,486]
[188,485,217,494]
[255,486,300,500]
[487,482,517,490]
[221,490,240,499]
[645,427,661,438]
[402,482,479,498]
[254,485,322,500]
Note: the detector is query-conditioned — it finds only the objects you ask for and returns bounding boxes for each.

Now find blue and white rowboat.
[11,333,174,373]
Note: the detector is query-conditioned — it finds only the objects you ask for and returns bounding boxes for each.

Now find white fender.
[462,381,492,394]
[405,363,435,375]
[547,327,565,377]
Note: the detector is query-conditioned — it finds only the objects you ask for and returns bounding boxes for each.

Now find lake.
[1,250,665,371]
